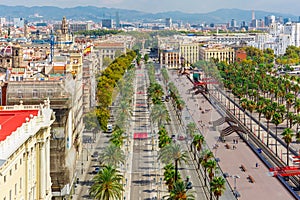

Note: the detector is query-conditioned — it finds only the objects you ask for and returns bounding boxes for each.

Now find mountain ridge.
[0,5,297,24]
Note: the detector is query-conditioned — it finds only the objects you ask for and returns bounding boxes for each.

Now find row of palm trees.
[151,66,227,199]
[187,122,226,200]
[147,64,196,199]
[196,46,300,166]
[89,57,137,199]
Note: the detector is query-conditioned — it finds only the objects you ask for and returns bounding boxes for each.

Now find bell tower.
[12,45,22,68]
[61,16,68,35]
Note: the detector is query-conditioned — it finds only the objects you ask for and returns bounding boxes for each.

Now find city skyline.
[0,0,299,16]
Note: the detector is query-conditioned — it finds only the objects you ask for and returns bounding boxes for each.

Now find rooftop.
[0,109,39,141]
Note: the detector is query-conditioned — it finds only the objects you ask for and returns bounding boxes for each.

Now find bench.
[248,175,255,183]
[240,164,247,172]
[225,143,231,149]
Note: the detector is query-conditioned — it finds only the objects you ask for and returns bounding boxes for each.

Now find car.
[178,135,185,140]
[93,167,100,174]
[91,151,98,158]
[107,124,113,133]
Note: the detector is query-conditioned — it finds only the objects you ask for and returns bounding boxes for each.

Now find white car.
[107,124,113,133]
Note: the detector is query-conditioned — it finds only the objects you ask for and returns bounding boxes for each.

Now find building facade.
[180,43,199,67]
[199,45,235,63]
[0,100,55,200]
[159,49,180,69]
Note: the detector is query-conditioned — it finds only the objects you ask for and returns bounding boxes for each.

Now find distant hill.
[0,5,297,24]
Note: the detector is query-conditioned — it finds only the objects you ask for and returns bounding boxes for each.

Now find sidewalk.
[168,71,295,200]
[72,131,102,200]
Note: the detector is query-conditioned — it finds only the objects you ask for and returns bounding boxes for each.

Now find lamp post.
[81,147,89,174]
[232,175,240,190]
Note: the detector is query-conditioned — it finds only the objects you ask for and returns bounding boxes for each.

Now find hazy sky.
[1,0,299,15]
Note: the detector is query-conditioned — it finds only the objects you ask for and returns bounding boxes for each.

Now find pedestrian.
[236,139,238,144]
[233,139,235,144]
[255,163,259,168]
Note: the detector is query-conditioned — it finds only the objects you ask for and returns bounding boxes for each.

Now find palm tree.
[89,165,124,200]
[163,164,177,191]
[263,104,275,147]
[167,181,195,200]
[200,150,214,186]
[159,143,188,182]
[210,176,226,200]
[191,134,205,160]
[246,99,256,131]
[158,126,172,148]
[240,98,248,126]
[256,97,266,139]
[271,112,283,156]
[286,111,296,129]
[151,104,171,127]
[109,127,127,147]
[186,122,197,138]
[281,128,294,166]
[295,114,300,134]
[117,100,132,120]
[99,144,125,166]
[147,82,164,104]
[285,92,295,127]
[205,159,217,182]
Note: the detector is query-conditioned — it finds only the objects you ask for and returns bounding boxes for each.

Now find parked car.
[107,124,113,133]
[91,151,98,158]
[178,135,185,140]
[93,167,100,174]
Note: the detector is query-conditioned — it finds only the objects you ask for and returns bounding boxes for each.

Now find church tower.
[12,45,22,68]
[61,16,68,35]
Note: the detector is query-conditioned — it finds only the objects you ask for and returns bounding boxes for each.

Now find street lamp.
[232,175,240,190]
[81,147,89,174]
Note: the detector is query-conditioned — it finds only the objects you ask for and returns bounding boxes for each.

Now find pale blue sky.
[0,0,299,15]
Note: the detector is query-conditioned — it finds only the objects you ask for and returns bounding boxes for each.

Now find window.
[17,90,22,98]
[9,190,11,200]
[4,175,6,183]
[32,89,38,98]
[20,159,22,165]
[20,178,22,190]
[15,164,17,170]
[15,183,17,195]
[9,170,12,176]
[47,89,53,97]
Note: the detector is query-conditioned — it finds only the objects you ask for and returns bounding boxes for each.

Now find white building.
[0,100,55,200]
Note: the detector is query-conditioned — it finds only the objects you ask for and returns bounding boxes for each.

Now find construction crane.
[32,31,73,63]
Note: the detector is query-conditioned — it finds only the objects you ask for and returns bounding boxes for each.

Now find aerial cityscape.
[1,2,300,200]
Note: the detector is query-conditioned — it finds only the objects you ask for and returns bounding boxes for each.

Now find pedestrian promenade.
[169,71,295,200]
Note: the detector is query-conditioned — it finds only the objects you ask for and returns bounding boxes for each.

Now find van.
[107,124,113,133]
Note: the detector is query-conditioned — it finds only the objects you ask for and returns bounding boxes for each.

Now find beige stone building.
[159,49,180,69]
[0,100,55,200]
[199,45,235,63]
[180,43,199,67]
[94,41,126,70]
